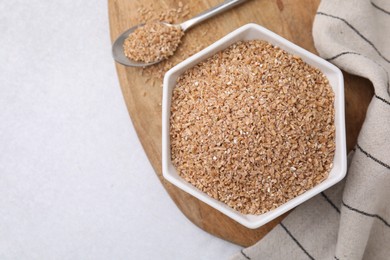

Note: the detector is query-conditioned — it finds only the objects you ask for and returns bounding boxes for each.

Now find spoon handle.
[180,0,248,31]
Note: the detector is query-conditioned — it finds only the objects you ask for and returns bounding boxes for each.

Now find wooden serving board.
[108,0,374,246]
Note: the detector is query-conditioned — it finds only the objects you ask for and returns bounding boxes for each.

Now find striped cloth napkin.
[231,0,390,259]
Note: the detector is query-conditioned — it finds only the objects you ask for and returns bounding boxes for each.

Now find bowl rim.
[162,23,347,229]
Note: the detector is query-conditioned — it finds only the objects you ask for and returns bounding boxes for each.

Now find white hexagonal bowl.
[162,23,346,229]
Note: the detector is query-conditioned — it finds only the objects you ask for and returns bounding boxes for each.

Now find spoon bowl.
[113,24,156,67]
[112,22,182,67]
[112,0,248,67]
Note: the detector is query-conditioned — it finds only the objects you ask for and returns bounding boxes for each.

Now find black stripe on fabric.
[316,12,390,63]
[240,249,251,260]
[325,51,390,106]
[324,47,389,81]
[371,1,390,15]
[342,201,390,227]
[325,51,361,61]
[334,256,340,260]
[280,223,315,260]
[321,192,340,213]
[356,143,390,170]
[375,94,390,105]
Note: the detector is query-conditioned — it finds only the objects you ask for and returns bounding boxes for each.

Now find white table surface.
[0,1,242,259]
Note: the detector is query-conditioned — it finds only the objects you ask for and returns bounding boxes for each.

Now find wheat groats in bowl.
[162,24,346,229]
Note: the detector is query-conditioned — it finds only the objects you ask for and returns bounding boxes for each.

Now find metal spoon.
[112,0,248,67]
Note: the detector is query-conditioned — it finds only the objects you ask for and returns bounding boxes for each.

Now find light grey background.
[0,1,241,259]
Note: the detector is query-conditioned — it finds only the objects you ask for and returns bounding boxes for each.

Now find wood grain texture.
[108,0,373,247]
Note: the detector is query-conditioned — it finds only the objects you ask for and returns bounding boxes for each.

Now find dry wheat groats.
[170,40,335,215]
[131,2,207,80]
[123,21,184,63]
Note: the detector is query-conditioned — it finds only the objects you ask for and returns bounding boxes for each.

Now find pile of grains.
[123,21,184,63]
[170,40,335,215]
[134,2,208,81]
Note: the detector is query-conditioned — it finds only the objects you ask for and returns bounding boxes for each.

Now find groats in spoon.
[112,0,248,67]
[122,22,184,65]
